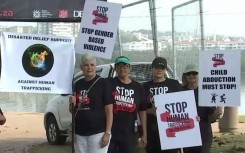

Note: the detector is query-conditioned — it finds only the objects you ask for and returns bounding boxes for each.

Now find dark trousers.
[183,144,211,153]
[146,130,180,153]
[183,122,213,153]
[108,134,137,153]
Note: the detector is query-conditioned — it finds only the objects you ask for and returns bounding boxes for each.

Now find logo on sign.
[92,6,108,25]
[212,54,225,67]
[32,10,53,19]
[59,10,68,18]
[22,44,54,77]
[33,10,41,18]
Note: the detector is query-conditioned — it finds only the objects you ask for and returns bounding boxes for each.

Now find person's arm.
[69,81,78,113]
[69,95,76,113]
[104,104,113,134]
[207,107,223,123]
[138,110,147,147]
[143,82,157,116]
[146,107,157,115]
[138,85,148,147]
[101,104,113,147]
[101,78,114,147]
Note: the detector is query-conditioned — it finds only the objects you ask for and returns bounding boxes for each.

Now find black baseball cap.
[152,57,167,68]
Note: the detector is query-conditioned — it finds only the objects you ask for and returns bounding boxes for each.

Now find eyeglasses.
[115,64,130,69]
[186,71,198,76]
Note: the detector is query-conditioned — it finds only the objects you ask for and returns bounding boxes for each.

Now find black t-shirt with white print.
[74,75,113,136]
[143,78,182,132]
[107,77,147,137]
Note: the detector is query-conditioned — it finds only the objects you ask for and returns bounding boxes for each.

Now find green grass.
[239,115,245,123]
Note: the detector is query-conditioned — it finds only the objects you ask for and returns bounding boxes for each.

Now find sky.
[111,0,245,36]
[1,0,245,36]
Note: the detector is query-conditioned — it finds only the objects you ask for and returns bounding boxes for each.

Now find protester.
[107,56,147,153]
[69,53,113,153]
[143,57,182,153]
[181,72,187,86]
[182,64,223,153]
[0,108,6,125]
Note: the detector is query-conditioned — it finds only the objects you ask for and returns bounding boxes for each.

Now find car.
[44,62,177,145]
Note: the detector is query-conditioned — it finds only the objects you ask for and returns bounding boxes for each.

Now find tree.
[119,30,139,43]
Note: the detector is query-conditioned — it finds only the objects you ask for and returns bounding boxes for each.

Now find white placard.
[154,90,202,150]
[0,32,75,94]
[75,0,122,59]
[199,50,241,106]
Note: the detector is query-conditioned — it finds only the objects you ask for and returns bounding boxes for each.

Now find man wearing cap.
[107,56,147,153]
[143,57,182,153]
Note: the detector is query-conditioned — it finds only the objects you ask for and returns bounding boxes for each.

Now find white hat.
[184,64,198,73]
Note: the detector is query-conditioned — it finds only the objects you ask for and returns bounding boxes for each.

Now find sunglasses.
[186,71,198,76]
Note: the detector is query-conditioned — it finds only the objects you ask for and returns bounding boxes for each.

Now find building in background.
[37,23,80,37]
[0,26,34,33]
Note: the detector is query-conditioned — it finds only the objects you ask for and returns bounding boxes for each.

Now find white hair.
[81,53,96,64]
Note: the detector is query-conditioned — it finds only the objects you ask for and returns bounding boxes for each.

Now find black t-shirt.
[143,78,183,132]
[182,85,215,144]
[182,86,215,122]
[107,77,147,137]
[74,75,113,136]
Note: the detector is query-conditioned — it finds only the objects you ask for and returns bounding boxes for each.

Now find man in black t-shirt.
[107,56,147,153]
[143,57,182,153]
[69,53,113,153]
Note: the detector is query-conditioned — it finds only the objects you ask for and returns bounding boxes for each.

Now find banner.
[199,50,241,106]
[0,0,106,22]
[0,32,75,94]
[154,90,202,150]
[75,0,122,59]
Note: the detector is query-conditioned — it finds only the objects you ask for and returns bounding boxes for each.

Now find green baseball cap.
[115,56,131,65]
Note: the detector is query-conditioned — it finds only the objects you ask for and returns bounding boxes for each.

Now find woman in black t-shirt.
[182,64,223,153]
[69,53,113,153]
[107,56,147,153]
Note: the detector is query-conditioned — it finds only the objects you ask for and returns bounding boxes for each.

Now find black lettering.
[219,84,236,89]
[165,104,170,112]
[203,77,236,82]
[84,44,106,52]
[182,102,187,112]
[88,36,104,44]
[94,30,113,38]
[169,103,175,114]
[202,84,218,89]
[210,70,227,75]
[81,28,94,34]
